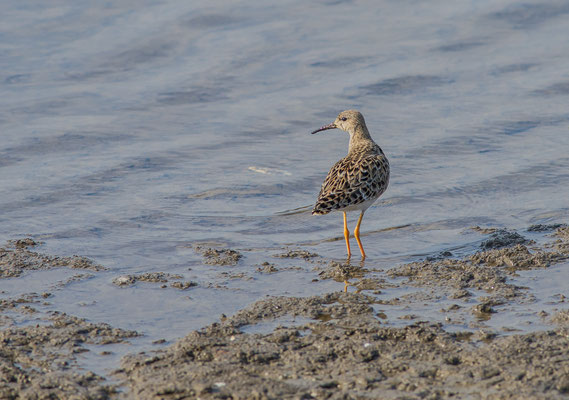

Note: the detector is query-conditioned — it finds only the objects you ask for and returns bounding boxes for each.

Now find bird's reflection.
[336,257,366,292]
[317,257,369,292]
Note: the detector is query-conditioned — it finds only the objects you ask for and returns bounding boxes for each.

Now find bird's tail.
[312,203,331,215]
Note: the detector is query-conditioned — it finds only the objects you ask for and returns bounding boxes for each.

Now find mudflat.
[2,226,569,399]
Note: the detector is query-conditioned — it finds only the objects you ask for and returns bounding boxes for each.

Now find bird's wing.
[313,154,389,215]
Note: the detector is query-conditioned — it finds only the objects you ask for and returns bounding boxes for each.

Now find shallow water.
[2,0,569,375]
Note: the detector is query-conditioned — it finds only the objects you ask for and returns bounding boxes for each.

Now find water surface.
[2,0,569,375]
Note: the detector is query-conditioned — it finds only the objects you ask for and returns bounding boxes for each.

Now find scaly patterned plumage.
[313,144,389,215]
[311,110,390,262]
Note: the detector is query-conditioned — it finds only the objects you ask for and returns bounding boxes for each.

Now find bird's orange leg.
[343,211,351,259]
[354,211,366,260]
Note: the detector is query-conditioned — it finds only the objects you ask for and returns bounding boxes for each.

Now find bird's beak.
[311,123,337,134]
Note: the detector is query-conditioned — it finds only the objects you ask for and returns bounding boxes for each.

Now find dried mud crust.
[0,238,106,278]
[0,312,139,400]
[118,293,569,399]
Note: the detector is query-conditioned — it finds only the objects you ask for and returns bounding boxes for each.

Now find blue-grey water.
[2,0,569,375]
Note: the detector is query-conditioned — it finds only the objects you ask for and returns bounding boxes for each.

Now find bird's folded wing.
[313,154,389,213]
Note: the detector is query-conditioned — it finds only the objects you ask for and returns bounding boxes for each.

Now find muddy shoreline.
[2,226,569,399]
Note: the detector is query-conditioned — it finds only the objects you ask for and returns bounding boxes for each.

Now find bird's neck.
[348,124,375,154]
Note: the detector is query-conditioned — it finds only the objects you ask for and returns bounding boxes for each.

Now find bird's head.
[311,110,366,135]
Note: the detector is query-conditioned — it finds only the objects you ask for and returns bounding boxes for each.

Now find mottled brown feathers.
[312,145,390,215]
[312,110,390,216]
[311,110,389,260]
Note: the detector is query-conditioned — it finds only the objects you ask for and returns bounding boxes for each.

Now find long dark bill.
[311,123,337,134]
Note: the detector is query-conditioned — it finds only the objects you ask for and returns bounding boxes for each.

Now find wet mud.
[0,310,138,400]
[0,240,139,399]
[118,293,569,400]
[113,272,197,290]
[4,0,569,397]
[195,246,243,266]
[115,226,569,399]
[0,239,106,278]
[3,225,569,399]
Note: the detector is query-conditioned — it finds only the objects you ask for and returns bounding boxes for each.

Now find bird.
[311,110,390,260]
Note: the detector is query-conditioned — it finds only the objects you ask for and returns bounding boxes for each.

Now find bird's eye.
[341,117,347,121]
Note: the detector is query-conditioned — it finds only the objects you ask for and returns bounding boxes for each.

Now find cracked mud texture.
[0,312,139,400]
[119,293,569,400]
